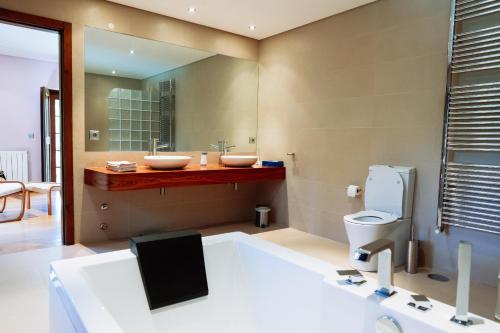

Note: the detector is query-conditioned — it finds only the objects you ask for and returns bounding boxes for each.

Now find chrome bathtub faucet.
[451,240,473,326]
[354,238,396,297]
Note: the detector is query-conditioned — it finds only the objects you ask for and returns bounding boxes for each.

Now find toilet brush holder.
[406,240,419,274]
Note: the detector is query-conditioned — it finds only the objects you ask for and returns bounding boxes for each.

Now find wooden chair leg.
[0,192,25,223]
[0,197,6,213]
[26,191,31,209]
[47,191,52,215]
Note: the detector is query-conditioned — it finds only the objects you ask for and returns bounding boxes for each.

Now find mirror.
[84,27,258,152]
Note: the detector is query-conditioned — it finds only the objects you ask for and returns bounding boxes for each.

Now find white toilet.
[344,165,416,271]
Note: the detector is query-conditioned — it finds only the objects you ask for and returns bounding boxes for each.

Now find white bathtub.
[49,232,499,333]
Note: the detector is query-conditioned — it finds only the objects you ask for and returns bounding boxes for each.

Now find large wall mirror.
[84,27,258,152]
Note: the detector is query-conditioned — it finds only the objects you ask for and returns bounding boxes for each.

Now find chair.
[0,180,26,222]
[25,182,61,215]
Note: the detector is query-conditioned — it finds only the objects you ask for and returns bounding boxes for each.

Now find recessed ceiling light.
[108,23,115,30]
[111,70,116,75]
[129,50,135,54]
[249,25,256,31]
[188,7,197,13]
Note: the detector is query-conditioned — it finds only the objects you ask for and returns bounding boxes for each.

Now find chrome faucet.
[210,140,235,155]
[149,138,170,155]
[354,239,396,297]
[451,241,473,326]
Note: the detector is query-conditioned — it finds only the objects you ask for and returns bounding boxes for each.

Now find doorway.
[0,8,73,250]
[41,88,62,183]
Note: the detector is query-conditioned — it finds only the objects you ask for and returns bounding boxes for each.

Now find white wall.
[0,54,59,181]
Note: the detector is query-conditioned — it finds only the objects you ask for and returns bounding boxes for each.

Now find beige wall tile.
[256,0,499,286]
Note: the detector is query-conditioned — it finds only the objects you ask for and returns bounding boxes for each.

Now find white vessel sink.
[144,155,192,170]
[221,155,258,167]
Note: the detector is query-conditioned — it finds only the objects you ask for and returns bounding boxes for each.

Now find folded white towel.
[105,161,137,172]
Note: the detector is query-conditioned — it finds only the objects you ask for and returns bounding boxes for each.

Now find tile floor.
[0,193,61,255]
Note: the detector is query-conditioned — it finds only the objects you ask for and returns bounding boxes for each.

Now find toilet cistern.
[354,238,396,297]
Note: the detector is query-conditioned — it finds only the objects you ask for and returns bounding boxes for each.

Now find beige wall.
[257,0,500,285]
[85,73,142,151]
[143,55,258,152]
[0,0,259,243]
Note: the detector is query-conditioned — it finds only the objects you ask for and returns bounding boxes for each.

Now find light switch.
[89,130,100,141]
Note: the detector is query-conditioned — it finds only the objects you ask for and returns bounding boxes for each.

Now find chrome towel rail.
[437,1,500,234]
[440,162,500,234]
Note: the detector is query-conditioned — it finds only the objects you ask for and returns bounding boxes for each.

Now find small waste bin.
[255,206,271,228]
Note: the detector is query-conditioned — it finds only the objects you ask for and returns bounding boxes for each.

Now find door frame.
[0,8,74,245]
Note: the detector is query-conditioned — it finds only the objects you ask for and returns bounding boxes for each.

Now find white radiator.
[0,151,29,182]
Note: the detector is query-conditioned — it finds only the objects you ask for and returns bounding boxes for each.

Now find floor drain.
[428,273,449,282]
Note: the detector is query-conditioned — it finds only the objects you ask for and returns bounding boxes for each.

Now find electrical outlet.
[249,137,256,144]
[89,130,100,141]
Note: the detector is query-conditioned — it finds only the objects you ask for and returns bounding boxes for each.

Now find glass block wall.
[108,88,160,151]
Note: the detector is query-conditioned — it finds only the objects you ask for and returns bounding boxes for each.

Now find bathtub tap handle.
[337,269,366,286]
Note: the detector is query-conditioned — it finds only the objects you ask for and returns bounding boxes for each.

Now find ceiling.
[0,22,59,62]
[106,0,376,40]
[84,27,216,79]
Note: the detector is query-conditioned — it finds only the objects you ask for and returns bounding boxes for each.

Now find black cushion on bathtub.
[130,230,208,310]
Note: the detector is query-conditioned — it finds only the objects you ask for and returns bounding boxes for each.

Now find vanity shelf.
[84,164,286,191]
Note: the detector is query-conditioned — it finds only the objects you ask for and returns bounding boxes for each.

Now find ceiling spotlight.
[129,50,135,54]
[111,70,116,75]
[249,25,256,31]
[188,7,197,13]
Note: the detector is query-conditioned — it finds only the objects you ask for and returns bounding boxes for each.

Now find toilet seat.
[344,210,399,225]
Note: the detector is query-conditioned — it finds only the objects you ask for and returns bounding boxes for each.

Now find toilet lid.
[344,210,398,225]
[365,165,403,217]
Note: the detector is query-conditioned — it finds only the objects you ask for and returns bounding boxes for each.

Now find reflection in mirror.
[84,27,258,152]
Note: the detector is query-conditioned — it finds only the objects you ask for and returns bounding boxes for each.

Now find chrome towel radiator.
[437,0,500,235]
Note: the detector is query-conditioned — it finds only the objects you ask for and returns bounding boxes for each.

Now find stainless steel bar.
[456,24,500,37]
[449,110,500,115]
[452,81,500,89]
[454,54,500,65]
[446,176,500,185]
[449,115,500,120]
[455,27,500,42]
[445,187,500,198]
[453,41,500,53]
[447,166,500,173]
[451,86,500,94]
[449,103,500,110]
[456,1,500,15]
[441,221,500,234]
[454,34,500,48]
[442,214,500,228]
[443,206,500,220]
[448,120,500,124]
[448,161,500,169]
[452,59,500,69]
[444,191,500,202]
[450,87,500,96]
[448,126,500,130]
[446,181,500,191]
[443,210,500,223]
[444,200,500,213]
[449,132,500,136]
[452,64,500,74]
[453,47,500,60]
[446,171,500,180]
[444,196,500,208]
[448,138,500,142]
[456,6,500,21]
[449,98,500,105]
[456,0,497,10]
[448,147,500,151]
[456,0,486,6]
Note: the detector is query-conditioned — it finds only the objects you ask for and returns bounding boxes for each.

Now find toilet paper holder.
[346,185,362,197]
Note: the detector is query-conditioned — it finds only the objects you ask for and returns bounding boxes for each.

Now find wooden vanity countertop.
[84,164,286,191]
